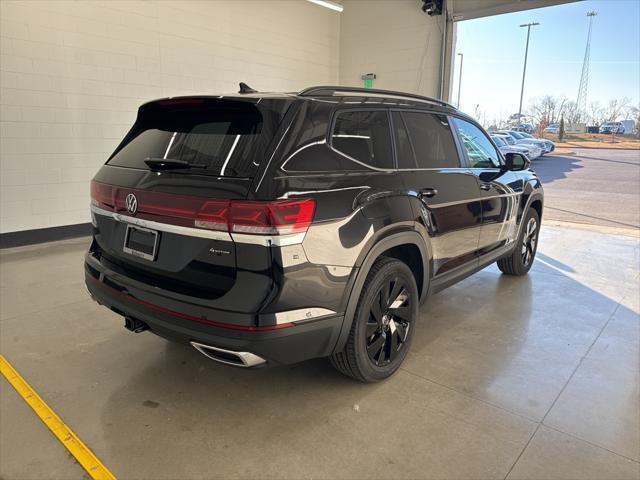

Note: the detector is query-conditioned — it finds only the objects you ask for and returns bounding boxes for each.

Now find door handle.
[480,183,492,191]
[420,188,438,198]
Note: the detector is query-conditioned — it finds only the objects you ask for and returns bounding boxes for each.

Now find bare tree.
[563,101,582,124]
[603,97,631,122]
[622,102,639,121]
[626,104,640,137]
[528,95,567,126]
[588,101,604,125]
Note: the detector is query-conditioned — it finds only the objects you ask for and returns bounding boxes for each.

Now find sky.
[452,0,640,124]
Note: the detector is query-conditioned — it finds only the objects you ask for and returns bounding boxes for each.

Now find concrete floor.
[1,224,639,480]
[533,148,640,230]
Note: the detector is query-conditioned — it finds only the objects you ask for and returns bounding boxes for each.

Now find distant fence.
[566,123,587,134]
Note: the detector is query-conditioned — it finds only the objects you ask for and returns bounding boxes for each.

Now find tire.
[497,208,540,276]
[330,257,419,382]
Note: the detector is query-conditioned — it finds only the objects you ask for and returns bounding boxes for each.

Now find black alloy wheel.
[365,275,412,366]
[521,216,538,267]
[330,257,419,382]
[497,207,540,275]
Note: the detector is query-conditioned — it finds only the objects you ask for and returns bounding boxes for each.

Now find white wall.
[339,0,443,97]
[0,0,340,233]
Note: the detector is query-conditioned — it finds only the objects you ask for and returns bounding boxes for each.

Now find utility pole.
[517,22,540,123]
[456,53,464,108]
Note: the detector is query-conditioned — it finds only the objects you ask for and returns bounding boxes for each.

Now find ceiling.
[449,0,579,21]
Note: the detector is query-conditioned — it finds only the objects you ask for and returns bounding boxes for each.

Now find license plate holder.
[123,224,159,261]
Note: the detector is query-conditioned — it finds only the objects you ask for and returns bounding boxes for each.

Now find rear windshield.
[107,98,291,177]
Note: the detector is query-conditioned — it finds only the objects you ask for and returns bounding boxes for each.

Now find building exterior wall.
[0,0,340,233]
[339,0,443,98]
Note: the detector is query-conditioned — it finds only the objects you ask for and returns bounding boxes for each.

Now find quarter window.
[331,111,393,169]
[452,118,501,168]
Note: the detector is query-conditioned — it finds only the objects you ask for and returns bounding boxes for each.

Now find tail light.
[91,181,315,236]
[229,200,315,235]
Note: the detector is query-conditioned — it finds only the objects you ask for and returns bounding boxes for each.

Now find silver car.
[520,132,555,153]
[498,130,549,155]
[491,134,539,160]
[599,122,625,134]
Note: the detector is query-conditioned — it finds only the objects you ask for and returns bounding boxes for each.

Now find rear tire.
[497,208,540,276]
[330,257,418,382]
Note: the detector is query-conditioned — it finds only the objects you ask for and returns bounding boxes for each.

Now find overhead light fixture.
[307,0,343,13]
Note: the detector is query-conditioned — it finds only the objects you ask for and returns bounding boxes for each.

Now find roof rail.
[298,86,455,109]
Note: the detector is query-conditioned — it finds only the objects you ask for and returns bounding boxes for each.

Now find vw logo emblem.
[125,193,138,215]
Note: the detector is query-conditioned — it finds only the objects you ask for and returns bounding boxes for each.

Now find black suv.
[85,85,543,382]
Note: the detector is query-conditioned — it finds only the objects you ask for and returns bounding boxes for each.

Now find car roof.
[140,85,465,118]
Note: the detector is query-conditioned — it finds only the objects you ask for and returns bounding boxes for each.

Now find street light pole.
[456,53,463,108]
[518,22,540,123]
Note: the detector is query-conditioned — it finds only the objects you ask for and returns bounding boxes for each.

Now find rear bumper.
[85,252,344,366]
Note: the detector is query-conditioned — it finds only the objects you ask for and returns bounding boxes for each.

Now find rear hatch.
[90,96,294,305]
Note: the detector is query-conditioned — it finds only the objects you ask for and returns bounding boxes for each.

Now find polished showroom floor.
[1,224,638,479]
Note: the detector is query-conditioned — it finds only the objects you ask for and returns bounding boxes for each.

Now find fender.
[516,187,544,237]
[330,230,431,355]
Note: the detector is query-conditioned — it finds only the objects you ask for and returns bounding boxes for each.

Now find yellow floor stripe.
[0,354,116,480]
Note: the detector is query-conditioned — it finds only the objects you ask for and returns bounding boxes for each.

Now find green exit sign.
[361,73,376,89]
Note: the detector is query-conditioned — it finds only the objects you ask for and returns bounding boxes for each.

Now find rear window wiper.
[144,158,208,170]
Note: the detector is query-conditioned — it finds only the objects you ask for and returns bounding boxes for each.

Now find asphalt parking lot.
[532,148,640,230]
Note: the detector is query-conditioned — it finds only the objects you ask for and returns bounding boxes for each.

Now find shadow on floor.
[532,154,584,185]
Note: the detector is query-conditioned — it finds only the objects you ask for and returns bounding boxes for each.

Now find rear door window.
[331,110,393,169]
[107,99,290,177]
[393,111,460,169]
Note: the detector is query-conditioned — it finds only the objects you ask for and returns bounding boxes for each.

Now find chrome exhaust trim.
[190,341,266,368]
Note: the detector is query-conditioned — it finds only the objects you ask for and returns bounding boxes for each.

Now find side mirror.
[504,152,530,171]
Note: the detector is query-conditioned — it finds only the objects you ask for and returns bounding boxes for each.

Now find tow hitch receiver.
[124,316,150,333]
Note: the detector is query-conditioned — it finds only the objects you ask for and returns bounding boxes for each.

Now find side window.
[331,111,393,169]
[452,118,501,168]
[401,112,460,169]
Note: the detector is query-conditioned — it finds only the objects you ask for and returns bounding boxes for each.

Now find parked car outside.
[491,134,536,159]
[513,123,534,134]
[85,85,544,382]
[520,132,555,153]
[543,123,559,134]
[599,121,625,134]
[494,133,542,159]
[498,130,550,154]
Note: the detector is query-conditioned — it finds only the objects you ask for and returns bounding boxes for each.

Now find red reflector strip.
[87,276,293,331]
